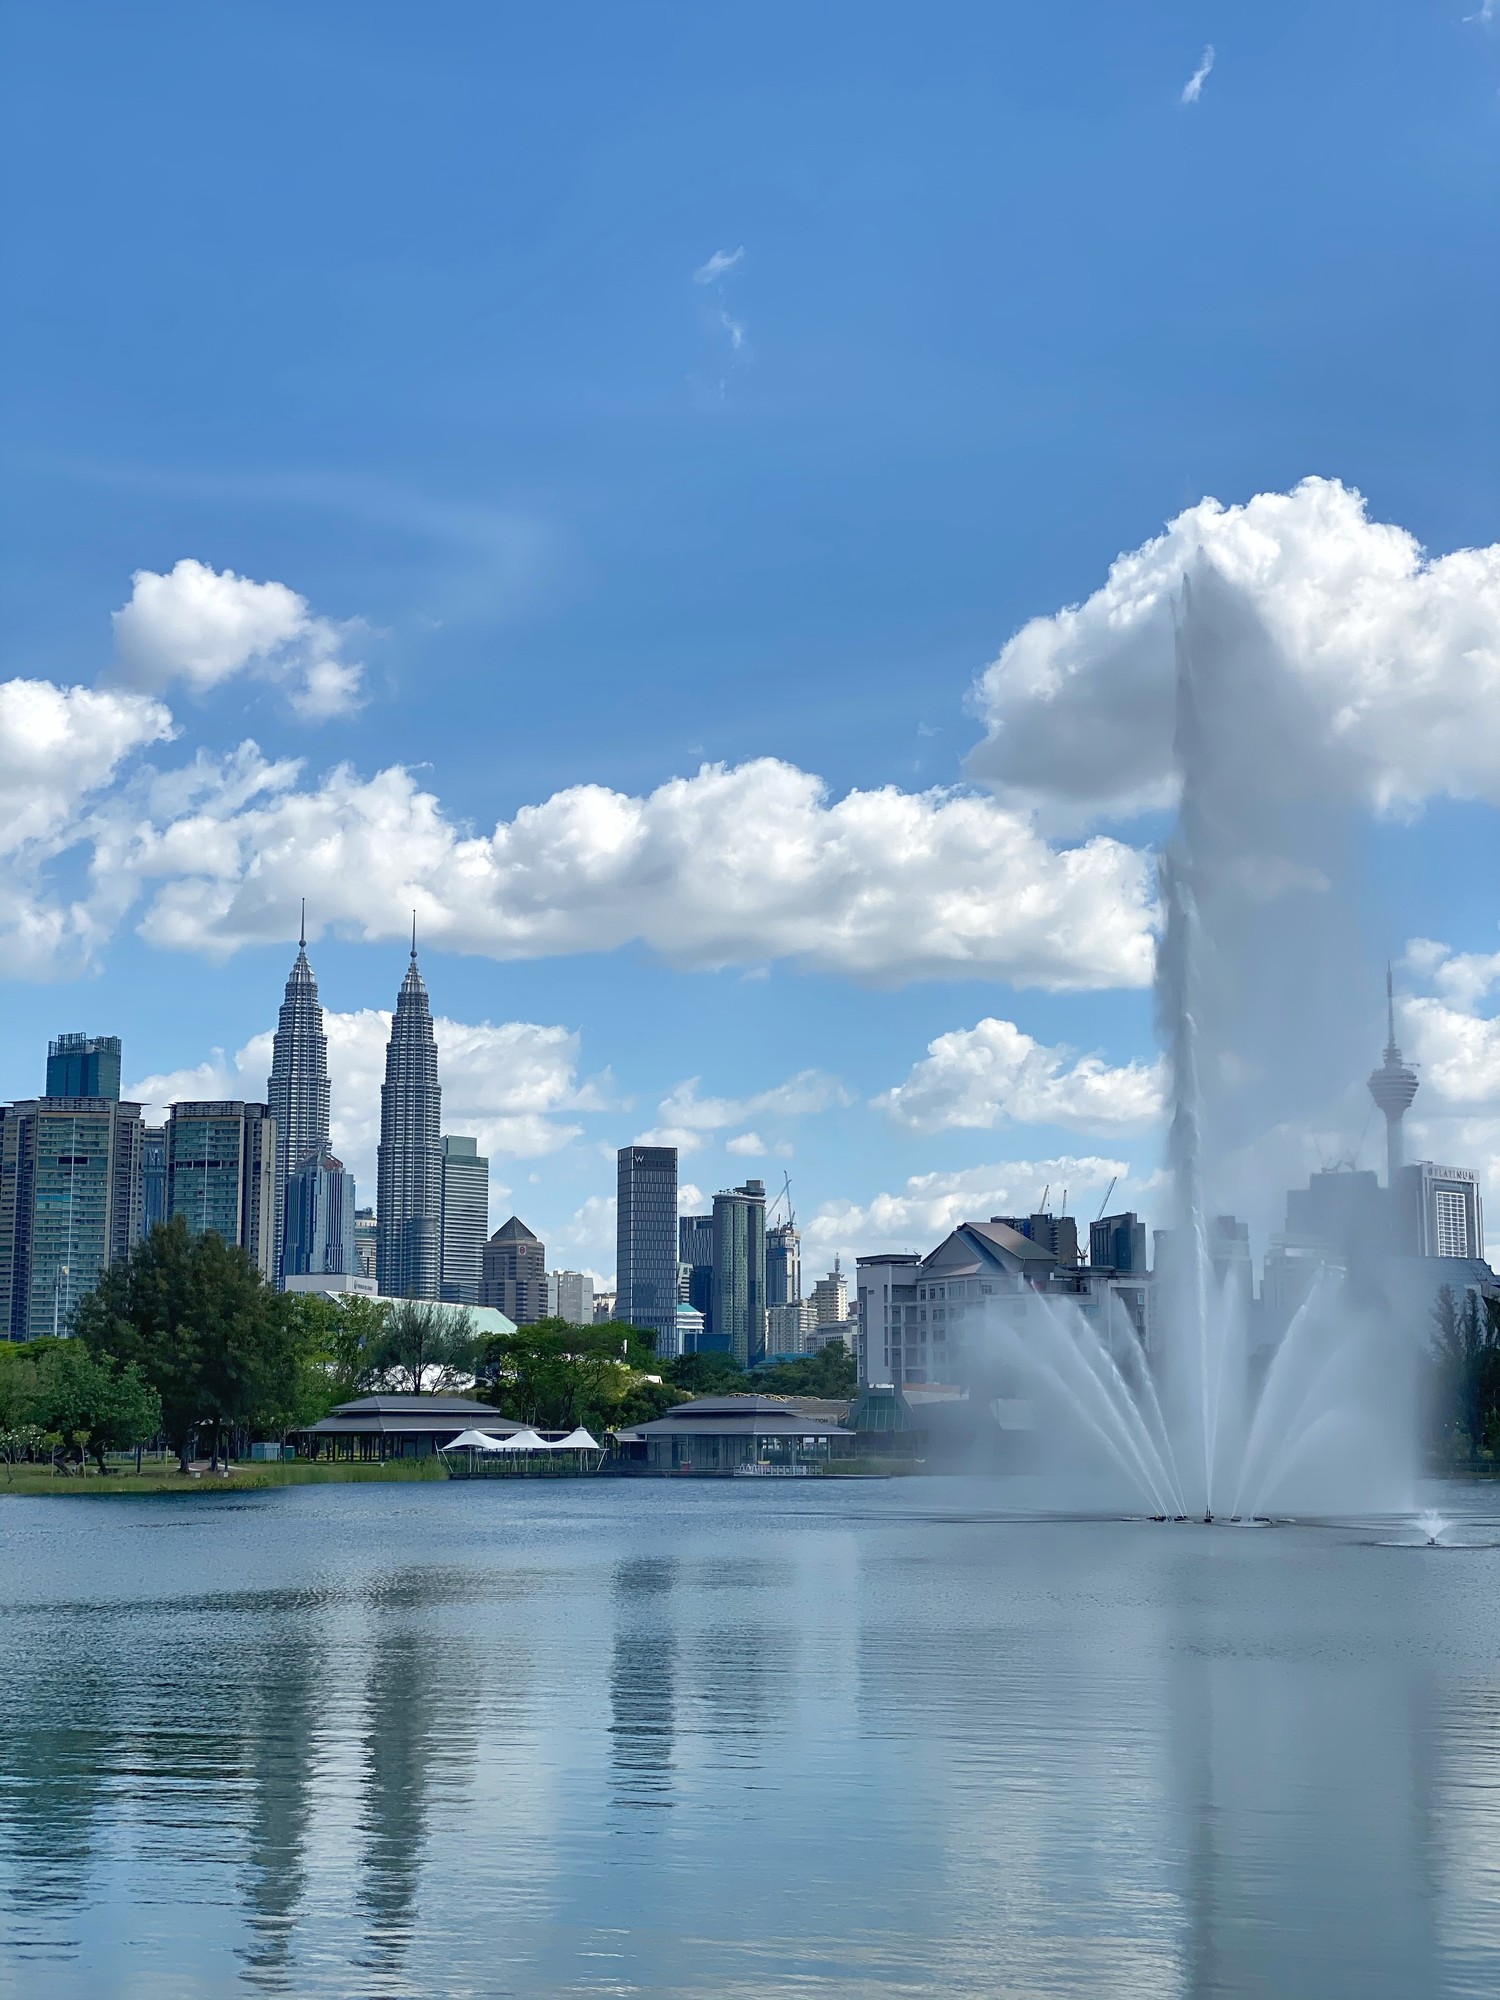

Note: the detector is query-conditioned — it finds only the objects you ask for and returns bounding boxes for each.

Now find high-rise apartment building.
[376,937,442,1300]
[617,1146,680,1359]
[266,918,334,1285]
[855,1253,921,1387]
[284,1151,356,1279]
[142,1123,167,1234]
[766,1220,801,1308]
[353,1206,378,1281]
[810,1257,848,1327]
[0,1096,145,1341]
[440,1135,489,1304]
[712,1179,767,1366]
[1397,1162,1484,1261]
[548,1269,595,1324]
[166,1102,277,1280]
[480,1216,546,1324]
[45,1034,122,1102]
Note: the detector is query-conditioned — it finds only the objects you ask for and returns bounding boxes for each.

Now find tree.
[74,1214,318,1469]
[323,1293,391,1401]
[374,1300,480,1393]
[18,1339,161,1472]
[754,1345,858,1398]
[1429,1285,1500,1464]
[667,1350,748,1396]
[482,1318,683,1433]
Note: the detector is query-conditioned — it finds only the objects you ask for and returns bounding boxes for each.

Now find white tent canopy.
[555,1428,601,1451]
[444,1429,508,1452]
[496,1429,546,1452]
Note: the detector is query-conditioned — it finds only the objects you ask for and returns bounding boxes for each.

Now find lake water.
[3,1477,1500,1998]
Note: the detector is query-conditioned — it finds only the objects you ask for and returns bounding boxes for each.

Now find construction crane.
[1093,1176,1118,1223]
[767,1172,795,1228]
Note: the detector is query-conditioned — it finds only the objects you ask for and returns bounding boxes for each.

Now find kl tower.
[1368,966,1419,1189]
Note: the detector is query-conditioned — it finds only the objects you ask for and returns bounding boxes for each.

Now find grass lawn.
[0,1456,451,1497]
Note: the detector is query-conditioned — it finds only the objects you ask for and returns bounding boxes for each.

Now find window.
[1434,1189,1471,1259]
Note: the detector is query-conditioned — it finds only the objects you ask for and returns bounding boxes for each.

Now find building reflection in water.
[0,1646,116,1960]
[235,1639,323,1991]
[609,1557,679,1811]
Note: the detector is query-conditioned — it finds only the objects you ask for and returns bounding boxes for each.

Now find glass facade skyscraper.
[0,1096,144,1340]
[266,920,334,1285]
[678,1211,715,1339]
[166,1101,277,1279]
[45,1034,122,1102]
[440,1135,489,1304]
[376,941,442,1300]
[142,1124,167,1234]
[284,1151,356,1278]
[766,1220,801,1307]
[617,1146,679,1358]
[712,1179,767,1366]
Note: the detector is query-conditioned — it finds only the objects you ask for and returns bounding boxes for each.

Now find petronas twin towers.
[266,911,443,1297]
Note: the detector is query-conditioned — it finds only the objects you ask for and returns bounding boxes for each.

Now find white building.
[548,1269,595,1324]
[855,1254,921,1386]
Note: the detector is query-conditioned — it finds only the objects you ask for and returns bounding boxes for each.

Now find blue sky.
[4,1,1500,1276]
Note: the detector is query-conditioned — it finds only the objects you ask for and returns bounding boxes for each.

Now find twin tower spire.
[266,907,441,1295]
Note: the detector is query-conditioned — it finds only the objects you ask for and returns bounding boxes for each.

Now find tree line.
[1429,1284,1500,1465]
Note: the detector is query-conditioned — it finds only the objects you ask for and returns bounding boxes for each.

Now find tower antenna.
[411,909,418,960]
[299,896,306,949]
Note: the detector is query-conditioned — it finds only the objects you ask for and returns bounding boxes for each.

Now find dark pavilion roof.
[293,1394,525,1439]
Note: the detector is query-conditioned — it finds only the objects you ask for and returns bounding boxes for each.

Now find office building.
[284,1150,357,1280]
[617,1145,680,1359]
[766,1299,815,1355]
[994,1212,1080,1266]
[0,1096,145,1341]
[266,914,333,1285]
[353,1207,378,1280]
[767,1220,801,1308]
[548,1269,595,1324]
[1090,1212,1147,1275]
[678,1211,714,1333]
[142,1123,167,1234]
[376,934,443,1300]
[675,1301,706,1349]
[440,1135,489,1304]
[166,1101,277,1279]
[1397,1162,1484,1261]
[480,1216,547,1325]
[45,1033,122,1102]
[810,1258,848,1326]
[712,1179,767,1366]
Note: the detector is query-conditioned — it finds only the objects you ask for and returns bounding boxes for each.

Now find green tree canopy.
[14,1338,161,1471]
[374,1299,481,1393]
[1430,1284,1500,1463]
[482,1319,681,1432]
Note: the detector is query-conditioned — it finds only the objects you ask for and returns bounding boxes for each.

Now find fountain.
[980,567,1416,1521]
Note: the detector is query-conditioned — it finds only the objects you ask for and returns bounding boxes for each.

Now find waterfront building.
[284,1150,357,1279]
[440,1135,489,1304]
[480,1215,547,1324]
[548,1269,595,1324]
[266,914,333,1285]
[0,1096,145,1341]
[45,1033,122,1101]
[376,933,443,1299]
[142,1123,167,1233]
[810,1258,848,1326]
[767,1220,801,1307]
[353,1206,378,1279]
[678,1211,714,1333]
[617,1146,680,1358]
[712,1179,767,1366]
[855,1253,922,1386]
[166,1101,277,1279]
[895,1219,1055,1387]
[614,1394,856,1475]
[292,1393,527,1461]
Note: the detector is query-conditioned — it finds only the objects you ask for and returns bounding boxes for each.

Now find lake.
[3,1476,1500,1998]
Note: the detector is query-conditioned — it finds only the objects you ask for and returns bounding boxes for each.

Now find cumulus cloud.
[112,559,364,719]
[639,1069,852,1153]
[127,1009,596,1217]
[113,754,1154,989]
[1180,45,1215,105]
[693,247,744,284]
[724,1131,792,1159]
[969,477,1500,827]
[878,1018,1165,1134]
[801,1156,1138,1265]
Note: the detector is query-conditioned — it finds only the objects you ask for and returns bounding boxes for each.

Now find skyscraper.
[376,930,443,1299]
[45,1033,122,1101]
[678,1210,714,1334]
[440,1135,489,1303]
[166,1101,277,1279]
[284,1150,357,1278]
[142,1123,167,1234]
[617,1146,679,1358]
[266,911,333,1285]
[766,1219,801,1307]
[0,1095,144,1340]
[1368,966,1419,1189]
[712,1179,767,1366]
[480,1215,547,1324]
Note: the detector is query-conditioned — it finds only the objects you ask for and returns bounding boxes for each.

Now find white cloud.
[126,1008,594,1217]
[115,754,1155,990]
[878,1017,1166,1134]
[1180,45,1215,105]
[969,477,1500,827]
[639,1069,852,1153]
[724,1131,793,1159]
[693,247,744,284]
[111,559,364,719]
[801,1156,1136,1265]
[720,310,746,352]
